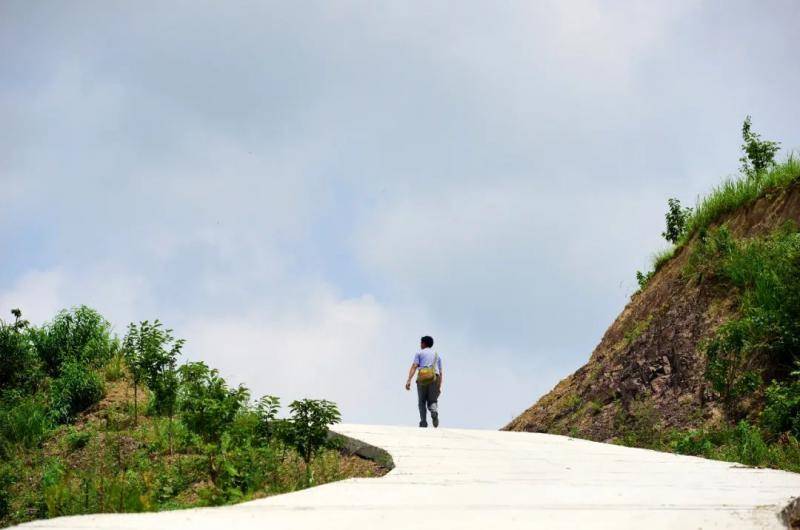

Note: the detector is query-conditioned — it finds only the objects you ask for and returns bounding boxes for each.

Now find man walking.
[404,335,443,428]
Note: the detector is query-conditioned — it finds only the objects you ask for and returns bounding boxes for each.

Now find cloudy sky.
[2,1,799,428]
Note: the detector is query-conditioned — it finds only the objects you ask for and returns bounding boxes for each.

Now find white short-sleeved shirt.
[413,349,442,375]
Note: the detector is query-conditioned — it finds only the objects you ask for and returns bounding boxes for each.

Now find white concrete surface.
[14,424,800,529]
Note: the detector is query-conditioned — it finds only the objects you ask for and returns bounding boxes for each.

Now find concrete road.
[15,424,800,529]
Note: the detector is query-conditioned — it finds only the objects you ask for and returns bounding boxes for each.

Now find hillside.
[506,147,800,470]
[0,311,386,529]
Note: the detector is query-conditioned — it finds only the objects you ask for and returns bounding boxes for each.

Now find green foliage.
[730,420,770,466]
[671,429,713,456]
[178,362,249,447]
[761,369,800,439]
[0,464,12,519]
[123,320,184,424]
[662,198,692,244]
[31,306,113,378]
[685,225,800,414]
[255,395,281,441]
[281,399,341,472]
[0,306,367,528]
[634,269,652,291]
[0,395,52,452]
[704,318,763,414]
[65,427,92,452]
[49,361,105,424]
[740,115,780,180]
[679,157,800,247]
[0,309,42,393]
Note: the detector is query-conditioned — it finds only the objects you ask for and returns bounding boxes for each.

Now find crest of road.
[14,424,800,529]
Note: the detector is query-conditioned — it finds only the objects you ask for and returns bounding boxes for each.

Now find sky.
[2,1,799,429]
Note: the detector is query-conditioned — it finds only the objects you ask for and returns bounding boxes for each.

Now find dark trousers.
[417,378,440,426]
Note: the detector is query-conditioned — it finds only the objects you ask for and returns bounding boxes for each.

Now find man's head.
[420,335,434,349]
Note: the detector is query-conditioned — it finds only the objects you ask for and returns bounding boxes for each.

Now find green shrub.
[635,269,653,291]
[761,375,800,438]
[662,198,692,244]
[178,362,249,447]
[671,429,713,456]
[0,395,52,452]
[50,361,105,423]
[0,309,42,393]
[32,306,114,377]
[732,420,770,466]
[739,115,780,179]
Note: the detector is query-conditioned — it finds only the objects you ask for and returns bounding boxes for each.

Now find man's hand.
[405,381,411,391]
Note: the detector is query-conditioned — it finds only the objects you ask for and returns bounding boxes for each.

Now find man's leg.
[428,379,440,428]
[416,383,428,427]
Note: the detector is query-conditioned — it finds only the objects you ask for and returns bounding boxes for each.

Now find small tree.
[122,320,184,427]
[661,198,692,244]
[740,115,780,180]
[178,362,249,484]
[255,395,281,442]
[282,399,341,486]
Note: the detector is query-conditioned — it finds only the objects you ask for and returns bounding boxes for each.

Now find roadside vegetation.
[0,307,381,528]
[624,117,800,472]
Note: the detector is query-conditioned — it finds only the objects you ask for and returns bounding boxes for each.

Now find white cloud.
[0,269,64,324]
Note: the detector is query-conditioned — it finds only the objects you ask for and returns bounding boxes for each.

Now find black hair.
[421,335,434,348]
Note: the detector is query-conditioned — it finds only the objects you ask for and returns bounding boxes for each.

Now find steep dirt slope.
[504,182,800,441]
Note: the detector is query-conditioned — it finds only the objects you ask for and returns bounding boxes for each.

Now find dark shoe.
[419,421,428,428]
[432,413,439,428]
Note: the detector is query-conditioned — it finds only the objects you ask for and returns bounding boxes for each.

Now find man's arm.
[405,363,418,390]
[438,359,444,392]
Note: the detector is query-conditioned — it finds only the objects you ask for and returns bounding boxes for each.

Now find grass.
[634,158,800,290]
[680,157,800,247]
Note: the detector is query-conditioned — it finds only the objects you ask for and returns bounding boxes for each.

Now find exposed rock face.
[504,182,800,441]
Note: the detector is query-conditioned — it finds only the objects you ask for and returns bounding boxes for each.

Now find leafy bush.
[0,309,41,393]
[662,198,692,244]
[730,420,770,466]
[762,375,800,439]
[178,362,248,447]
[32,306,114,377]
[50,361,105,423]
[671,429,713,456]
[0,395,52,452]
